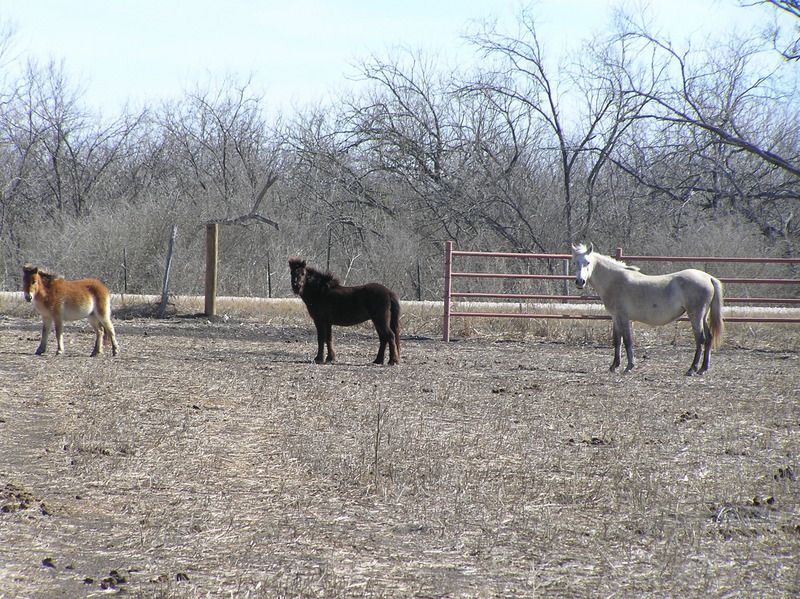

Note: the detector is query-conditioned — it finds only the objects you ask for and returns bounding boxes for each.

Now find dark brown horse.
[289,258,400,365]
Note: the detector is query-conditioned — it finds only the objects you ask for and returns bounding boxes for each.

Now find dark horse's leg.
[313,320,327,363]
[370,298,400,365]
[372,305,400,365]
[325,323,336,362]
[389,296,401,365]
[375,336,387,365]
[372,318,393,365]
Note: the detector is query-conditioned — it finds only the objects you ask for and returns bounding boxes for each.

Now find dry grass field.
[1,297,798,598]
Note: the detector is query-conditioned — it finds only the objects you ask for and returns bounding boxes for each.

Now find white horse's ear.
[586,243,593,254]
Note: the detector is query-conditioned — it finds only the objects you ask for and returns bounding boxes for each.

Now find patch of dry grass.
[0,298,798,598]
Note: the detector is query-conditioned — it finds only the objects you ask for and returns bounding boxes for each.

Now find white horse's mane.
[574,244,640,272]
[597,252,640,272]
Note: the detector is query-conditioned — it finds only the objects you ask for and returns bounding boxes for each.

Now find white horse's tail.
[710,276,724,350]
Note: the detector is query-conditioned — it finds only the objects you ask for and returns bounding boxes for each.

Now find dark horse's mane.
[304,264,342,292]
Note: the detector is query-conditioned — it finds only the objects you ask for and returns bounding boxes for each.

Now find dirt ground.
[1,311,798,598]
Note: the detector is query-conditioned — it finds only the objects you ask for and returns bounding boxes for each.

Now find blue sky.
[0,1,764,116]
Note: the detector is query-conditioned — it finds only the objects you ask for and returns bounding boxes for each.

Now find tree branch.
[208,175,280,229]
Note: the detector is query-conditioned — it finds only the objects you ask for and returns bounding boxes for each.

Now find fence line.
[443,241,800,341]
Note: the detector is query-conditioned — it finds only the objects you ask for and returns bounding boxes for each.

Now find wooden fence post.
[158,225,178,318]
[205,223,218,316]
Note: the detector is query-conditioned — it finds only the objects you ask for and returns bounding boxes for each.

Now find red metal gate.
[443,241,800,341]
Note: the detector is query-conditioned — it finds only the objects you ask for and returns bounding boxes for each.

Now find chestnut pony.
[289,259,400,365]
[22,265,119,357]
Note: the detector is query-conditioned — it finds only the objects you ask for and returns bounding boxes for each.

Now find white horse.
[571,244,724,375]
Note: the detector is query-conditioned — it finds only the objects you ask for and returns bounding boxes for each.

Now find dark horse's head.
[288,258,307,295]
[289,258,339,297]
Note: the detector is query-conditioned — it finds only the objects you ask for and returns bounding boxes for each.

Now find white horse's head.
[571,243,594,289]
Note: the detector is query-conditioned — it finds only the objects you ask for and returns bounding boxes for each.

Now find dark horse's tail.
[391,293,401,360]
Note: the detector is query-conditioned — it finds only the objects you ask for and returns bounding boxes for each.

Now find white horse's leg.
[99,301,119,356]
[696,317,713,375]
[686,312,706,375]
[610,322,622,372]
[621,319,636,373]
[92,312,119,356]
[36,318,53,355]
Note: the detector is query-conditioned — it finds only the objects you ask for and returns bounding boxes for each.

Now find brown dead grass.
[0,299,798,598]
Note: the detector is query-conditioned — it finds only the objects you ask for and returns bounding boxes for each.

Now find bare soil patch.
[1,312,798,598]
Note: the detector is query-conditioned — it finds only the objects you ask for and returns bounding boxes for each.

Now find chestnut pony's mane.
[23,265,63,282]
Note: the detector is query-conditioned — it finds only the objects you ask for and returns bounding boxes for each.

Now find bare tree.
[347,50,474,240]
[211,175,279,228]
[606,13,799,241]
[155,75,281,221]
[465,9,653,246]
[615,14,800,179]
[0,57,145,282]
[744,0,800,60]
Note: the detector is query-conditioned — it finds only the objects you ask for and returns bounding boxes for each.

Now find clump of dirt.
[0,483,52,516]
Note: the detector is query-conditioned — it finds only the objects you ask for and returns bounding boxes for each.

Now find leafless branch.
[209,175,280,229]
